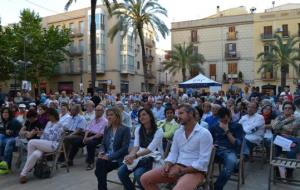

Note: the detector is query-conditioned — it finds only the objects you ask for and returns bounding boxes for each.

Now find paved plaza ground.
[0,155,298,190]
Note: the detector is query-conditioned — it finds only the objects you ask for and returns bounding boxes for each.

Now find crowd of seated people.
[0,87,299,190]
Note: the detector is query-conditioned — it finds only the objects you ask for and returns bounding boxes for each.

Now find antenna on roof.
[272,1,275,8]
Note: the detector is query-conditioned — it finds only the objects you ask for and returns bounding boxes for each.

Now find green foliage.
[108,0,169,90]
[238,71,243,81]
[0,9,71,85]
[257,34,300,88]
[163,43,205,81]
[0,26,15,81]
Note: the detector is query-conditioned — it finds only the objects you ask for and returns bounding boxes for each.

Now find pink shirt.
[86,116,108,135]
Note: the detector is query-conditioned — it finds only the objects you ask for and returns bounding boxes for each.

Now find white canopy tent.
[178,74,222,88]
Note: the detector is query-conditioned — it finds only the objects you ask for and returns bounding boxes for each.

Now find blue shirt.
[205,115,219,128]
[152,106,165,121]
[209,122,244,153]
[65,115,87,132]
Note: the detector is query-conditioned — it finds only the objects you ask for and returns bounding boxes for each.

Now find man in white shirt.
[141,104,213,190]
[239,102,265,157]
[294,98,300,119]
[83,100,95,125]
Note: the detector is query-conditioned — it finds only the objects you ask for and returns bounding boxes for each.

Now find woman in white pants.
[19,108,64,184]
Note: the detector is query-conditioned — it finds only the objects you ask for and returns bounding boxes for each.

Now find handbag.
[136,156,154,170]
[34,159,51,178]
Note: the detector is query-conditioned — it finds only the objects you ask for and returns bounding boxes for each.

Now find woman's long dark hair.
[138,108,157,138]
[1,107,13,121]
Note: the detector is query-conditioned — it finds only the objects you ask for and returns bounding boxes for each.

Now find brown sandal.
[19,176,27,184]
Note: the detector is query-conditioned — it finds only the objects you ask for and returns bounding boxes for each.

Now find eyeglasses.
[95,109,104,112]
[284,107,293,110]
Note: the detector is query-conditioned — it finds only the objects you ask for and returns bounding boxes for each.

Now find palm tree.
[257,34,300,89]
[108,0,169,91]
[65,0,118,93]
[163,43,205,81]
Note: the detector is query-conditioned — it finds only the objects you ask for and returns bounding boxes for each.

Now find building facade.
[253,5,300,94]
[42,5,156,94]
[171,4,300,94]
[171,7,255,91]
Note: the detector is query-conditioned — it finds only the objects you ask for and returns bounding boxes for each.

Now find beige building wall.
[42,5,156,94]
[171,13,255,90]
[253,7,300,93]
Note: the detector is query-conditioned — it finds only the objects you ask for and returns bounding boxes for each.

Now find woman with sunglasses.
[272,101,300,179]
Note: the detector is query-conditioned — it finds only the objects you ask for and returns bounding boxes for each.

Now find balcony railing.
[120,63,135,74]
[69,47,83,57]
[70,30,84,38]
[225,52,240,60]
[96,63,105,73]
[261,33,275,41]
[144,38,155,48]
[261,71,277,81]
[227,32,238,40]
[145,55,154,63]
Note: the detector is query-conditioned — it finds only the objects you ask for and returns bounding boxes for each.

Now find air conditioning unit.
[276,27,283,33]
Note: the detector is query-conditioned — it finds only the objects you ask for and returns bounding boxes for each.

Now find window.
[95,14,100,30]
[121,81,129,93]
[209,64,216,79]
[69,59,74,73]
[100,14,105,30]
[192,46,198,55]
[100,33,105,50]
[79,58,84,72]
[282,24,288,36]
[191,30,198,43]
[96,35,100,50]
[264,26,272,35]
[137,61,140,70]
[79,21,84,34]
[264,45,270,53]
[69,23,75,33]
[225,43,236,56]
[298,23,300,36]
[79,40,84,52]
[228,63,237,74]
[229,26,235,32]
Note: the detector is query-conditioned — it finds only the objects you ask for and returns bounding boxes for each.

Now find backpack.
[34,159,51,178]
[0,161,9,175]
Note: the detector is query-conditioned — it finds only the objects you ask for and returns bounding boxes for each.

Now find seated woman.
[0,108,22,170]
[16,110,44,167]
[19,108,64,184]
[272,101,300,179]
[118,108,163,190]
[94,107,131,190]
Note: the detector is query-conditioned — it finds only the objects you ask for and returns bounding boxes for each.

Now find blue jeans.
[0,134,16,168]
[243,139,258,156]
[214,149,238,190]
[118,163,150,190]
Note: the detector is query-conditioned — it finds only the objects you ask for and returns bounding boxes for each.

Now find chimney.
[217,6,220,13]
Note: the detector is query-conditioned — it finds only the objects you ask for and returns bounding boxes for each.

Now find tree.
[163,43,205,81]
[257,34,300,89]
[108,0,169,91]
[6,9,71,92]
[0,25,15,81]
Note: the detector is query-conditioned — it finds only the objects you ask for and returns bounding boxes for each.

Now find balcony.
[261,33,275,41]
[145,71,155,79]
[120,63,135,74]
[298,31,300,37]
[96,63,105,73]
[144,38,155,48]
[145,55,154,63]
[69,47,83,57]
[225,52,240,60]
[261,71,277,81]
[227,32,238,41]
[70,30,84,38]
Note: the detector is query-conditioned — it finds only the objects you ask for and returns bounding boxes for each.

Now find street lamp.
[16,60,32,81]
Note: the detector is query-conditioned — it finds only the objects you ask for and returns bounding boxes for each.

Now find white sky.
[1,0,299,49]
